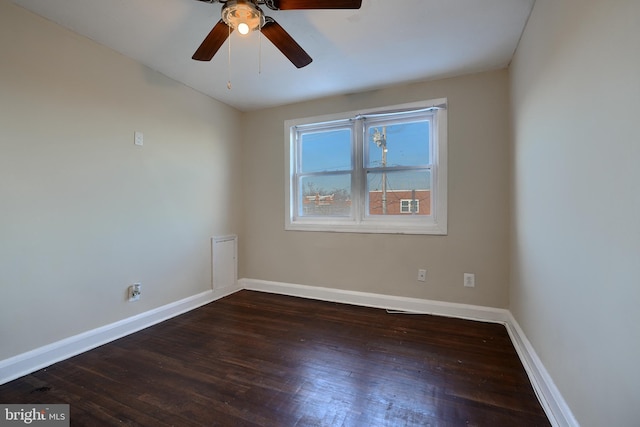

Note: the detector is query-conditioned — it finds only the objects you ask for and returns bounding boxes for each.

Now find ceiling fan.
[193,0,363,68]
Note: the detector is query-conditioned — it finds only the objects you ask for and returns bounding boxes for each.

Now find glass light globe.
[237,22,250,35]
[222,1,264,36]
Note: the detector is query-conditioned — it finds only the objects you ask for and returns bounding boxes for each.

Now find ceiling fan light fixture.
[222,0,264,36]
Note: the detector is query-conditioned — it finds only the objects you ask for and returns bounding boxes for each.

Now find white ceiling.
[11,0,534,111]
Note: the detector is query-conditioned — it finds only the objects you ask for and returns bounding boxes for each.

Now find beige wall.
[241,70,511,308]
[0,1,243,360]
[510,0,640,425]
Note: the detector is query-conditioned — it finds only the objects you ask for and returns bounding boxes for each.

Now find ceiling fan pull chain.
[227,23,232,90]
[259,25,262,75]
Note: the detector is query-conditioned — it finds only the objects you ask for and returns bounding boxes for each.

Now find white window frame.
[285,99,447,235]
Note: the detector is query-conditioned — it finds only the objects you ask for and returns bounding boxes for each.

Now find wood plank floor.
[0,290,550,426]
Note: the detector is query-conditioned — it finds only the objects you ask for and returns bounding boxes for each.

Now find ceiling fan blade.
[275,0,362,10]
[192,20,232,61]
[261,18,312,68]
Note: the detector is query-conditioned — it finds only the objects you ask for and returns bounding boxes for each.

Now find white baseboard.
[240,278,510,323]
[0,285,241,385]
[504,312,580,427]
[240,278,578,427]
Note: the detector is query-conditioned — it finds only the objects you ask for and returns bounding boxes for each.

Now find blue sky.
[300,120,431,195]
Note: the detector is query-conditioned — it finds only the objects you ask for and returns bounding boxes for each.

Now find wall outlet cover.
[464,273,475,288]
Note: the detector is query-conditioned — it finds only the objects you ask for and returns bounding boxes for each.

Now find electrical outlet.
[417,269,427,282]
[464,273,475,288]
[134,131,143,146]
[128,283,141,301]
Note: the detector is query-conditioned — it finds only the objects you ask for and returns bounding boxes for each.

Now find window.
[285,99,447,235]
[400,199,420,214]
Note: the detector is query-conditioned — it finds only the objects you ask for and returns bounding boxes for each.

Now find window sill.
[285,220,447,235]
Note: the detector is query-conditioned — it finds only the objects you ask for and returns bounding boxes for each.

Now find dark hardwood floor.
[0,290,550,426]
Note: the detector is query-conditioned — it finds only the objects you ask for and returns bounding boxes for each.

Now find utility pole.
[373,127,387,214]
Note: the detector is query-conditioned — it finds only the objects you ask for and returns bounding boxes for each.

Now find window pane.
[366,121,430,168]
[300,129,352,173]
[367,170,431,216]
[299,174,352,217]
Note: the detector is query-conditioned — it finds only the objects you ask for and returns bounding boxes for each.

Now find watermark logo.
[1,405,69,426]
